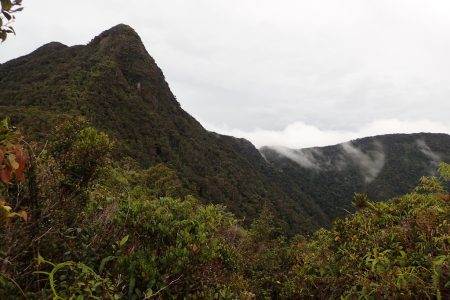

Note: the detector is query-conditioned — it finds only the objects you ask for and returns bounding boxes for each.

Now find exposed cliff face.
[0,24,324,234]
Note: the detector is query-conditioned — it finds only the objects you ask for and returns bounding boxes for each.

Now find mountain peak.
[0,25,323,234]
[89,23,143,50]
[100,23,138,37]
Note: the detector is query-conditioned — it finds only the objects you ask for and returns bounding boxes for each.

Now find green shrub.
[282,163,450,299]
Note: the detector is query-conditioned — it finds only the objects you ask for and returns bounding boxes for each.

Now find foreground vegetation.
[0,119,449,299]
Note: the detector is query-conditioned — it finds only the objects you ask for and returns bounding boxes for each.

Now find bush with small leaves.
[50,119,112,191]
[282,163,450,299]
[0,0,23,42]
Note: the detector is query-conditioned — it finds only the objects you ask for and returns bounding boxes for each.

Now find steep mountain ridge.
[1,24,449,232]
[261,132,450,222]
[0,24,325,233]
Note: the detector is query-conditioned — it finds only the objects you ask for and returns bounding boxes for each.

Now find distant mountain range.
[1,24,449,234]
[261,133,450,222]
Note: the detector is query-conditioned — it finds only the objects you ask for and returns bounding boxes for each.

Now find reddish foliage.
[0,165,13,185]
[0,123,29,223]
[13,145,27,182]
[20,210,28,222]
[0,144,28,185]
[439,194,450,201]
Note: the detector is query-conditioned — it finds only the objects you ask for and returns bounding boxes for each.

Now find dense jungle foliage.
[0,24,325,234]
[1,23,449,298]
[0,118,449,299]
[3,25,450,235]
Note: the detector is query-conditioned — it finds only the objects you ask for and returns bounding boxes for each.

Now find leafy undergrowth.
[283,174,450,299]
[0,119,449,299]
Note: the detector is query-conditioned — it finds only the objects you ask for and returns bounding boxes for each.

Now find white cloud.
[266,147,324,170]
[416,139,441,173]
[341,141,385,183]
[204,119,450,148]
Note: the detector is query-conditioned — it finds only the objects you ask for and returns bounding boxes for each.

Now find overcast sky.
[2,0,450,148]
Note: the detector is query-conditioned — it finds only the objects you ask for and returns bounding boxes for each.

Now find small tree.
[50,120,112,191]
[250,204,277,241]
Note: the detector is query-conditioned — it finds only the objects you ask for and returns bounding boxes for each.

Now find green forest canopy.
[0,120,449,299]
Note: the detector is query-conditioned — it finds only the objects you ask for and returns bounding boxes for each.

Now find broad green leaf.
[99,255,116,274]
[119,234,129,247]
[1,0,12,11]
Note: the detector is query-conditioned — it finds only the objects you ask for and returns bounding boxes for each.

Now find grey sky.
[2,0,450,148]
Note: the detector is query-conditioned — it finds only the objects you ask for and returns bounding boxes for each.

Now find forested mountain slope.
[2,24,450,232]
[261,132,450,222]
[0,24,326,233]
[1,21,449,299]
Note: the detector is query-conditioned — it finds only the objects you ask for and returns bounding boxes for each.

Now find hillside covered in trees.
[261,133,450,223]
[2,25,450,234]
[0,24,449,298]
[0,24,327,234]
[0,118,449,298]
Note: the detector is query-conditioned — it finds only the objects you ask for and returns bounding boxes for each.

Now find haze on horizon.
[2,0,450,149]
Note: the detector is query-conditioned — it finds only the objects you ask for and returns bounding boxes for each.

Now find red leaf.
[0,166,12,184]
[20,210,28,222]
[13,146,27,179]
[0,148,4,166]
[16,172,25,182]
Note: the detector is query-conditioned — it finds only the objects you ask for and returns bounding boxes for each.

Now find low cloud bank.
[204,119,450,149]
[416,139,441,174]
[268,147,325,170]
[341,141,385,183]
[265,141,385,183]
[416,139,441,163]
[205,119,449,183]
